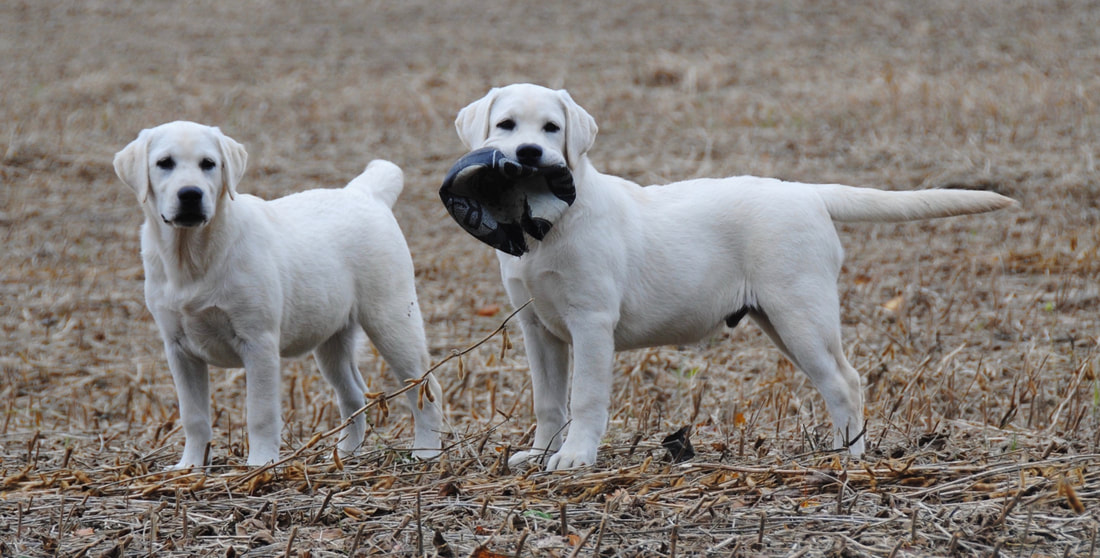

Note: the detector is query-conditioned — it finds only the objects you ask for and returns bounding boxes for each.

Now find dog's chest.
[529,298,573,341]
[176,306,246,367]
[153,290,247,368]
[506,260,577,341]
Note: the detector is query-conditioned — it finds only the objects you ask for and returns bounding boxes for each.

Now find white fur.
[455,83,1015,470]
[114,121,443,469]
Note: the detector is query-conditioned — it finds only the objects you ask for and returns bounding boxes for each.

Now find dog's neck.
[566,157,597,204]
[519,157,613,252]
[561,157,625,215]
[144,201,235,286]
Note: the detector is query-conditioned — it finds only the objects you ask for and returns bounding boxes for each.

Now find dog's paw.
[411,430,442,461]
[246,451,279,468]
[168,460,198,471]
[508,449,551,468]
[172,446,209,470]
[336,430,366,458]
[842,436,866,458]
[545,446,597,471]
[412,447,442,461]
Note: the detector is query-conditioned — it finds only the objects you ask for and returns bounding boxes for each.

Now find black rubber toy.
[439,147,575,256]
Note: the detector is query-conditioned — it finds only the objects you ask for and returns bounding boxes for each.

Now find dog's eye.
[496,119,516,131]
[156,157,175,170]
[199,158,216,171]
[543,122,560,133]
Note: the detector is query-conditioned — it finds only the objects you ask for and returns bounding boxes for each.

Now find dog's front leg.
[508,311,570,468]
[545,316,616,471]
[165,344,211,470]
[239,338,283,466]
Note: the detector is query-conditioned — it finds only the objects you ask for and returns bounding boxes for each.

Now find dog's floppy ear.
[214,127,247,200]
[455,87,500,150]
[557,89,598,169]
[113,128,153,203]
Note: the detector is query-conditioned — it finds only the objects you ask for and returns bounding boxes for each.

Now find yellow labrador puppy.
[455,84,1014,470]
[114,121,442,468]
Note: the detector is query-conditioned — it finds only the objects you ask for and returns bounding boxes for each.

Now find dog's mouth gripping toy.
[440,147,576,256]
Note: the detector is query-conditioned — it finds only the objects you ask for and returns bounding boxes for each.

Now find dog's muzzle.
[167,186,208,227]
[439,147,575,256]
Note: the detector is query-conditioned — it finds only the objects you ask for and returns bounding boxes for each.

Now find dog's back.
[261,159,407,254]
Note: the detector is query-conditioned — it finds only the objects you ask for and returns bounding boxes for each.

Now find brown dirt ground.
[2,1,1098,556]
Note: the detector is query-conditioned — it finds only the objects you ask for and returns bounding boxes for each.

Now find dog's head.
[114,121,247,228]
[455,83,598,171]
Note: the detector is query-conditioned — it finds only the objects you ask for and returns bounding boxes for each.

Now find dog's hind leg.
[314,326,369,456]
[750,295,865,456]
[165,346,212,469]
[508,309,571,468]
[359,298,443,460]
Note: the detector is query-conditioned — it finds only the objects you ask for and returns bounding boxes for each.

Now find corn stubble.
[2,1,1099,556]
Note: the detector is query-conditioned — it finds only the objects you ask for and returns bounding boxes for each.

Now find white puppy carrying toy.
[447,83,1015,471]
[115,121,443,469]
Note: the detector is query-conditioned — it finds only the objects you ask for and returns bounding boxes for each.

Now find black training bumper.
[439,147,575,256]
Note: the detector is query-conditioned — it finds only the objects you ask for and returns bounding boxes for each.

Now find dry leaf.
[99,535,131,558]
[531,535,571,550]
[433,530,455,558]
[1059,478,1086,514]
[248,530,275,548]
[438,480,462,498]
[314,528,344,541]
[372,475,396,490]
[476,304,501,317]
[188,475,206,492]
[470,546,510,558]
[236,518,267,537]
[245,471,273,495]
[332,446,344,471]
[882,295,905,313]
[343,507,368,520]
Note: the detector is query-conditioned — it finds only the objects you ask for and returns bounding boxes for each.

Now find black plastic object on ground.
[662,425,696,463]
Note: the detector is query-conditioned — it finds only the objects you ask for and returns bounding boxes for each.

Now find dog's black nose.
[515,144,543,166]
[171,187,207,227]
[178,186,203,205]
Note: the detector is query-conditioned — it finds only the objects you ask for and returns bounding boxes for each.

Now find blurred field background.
[1,1,1098,556]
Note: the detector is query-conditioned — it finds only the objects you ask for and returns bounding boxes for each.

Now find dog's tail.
[817,185,1016,223]
[347,160,404,208]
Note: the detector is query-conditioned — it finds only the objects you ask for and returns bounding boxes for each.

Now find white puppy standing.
[454,83,1015,471]
[114,121,443,469]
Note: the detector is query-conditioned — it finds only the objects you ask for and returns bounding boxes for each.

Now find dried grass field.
[2,1,1099,556]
